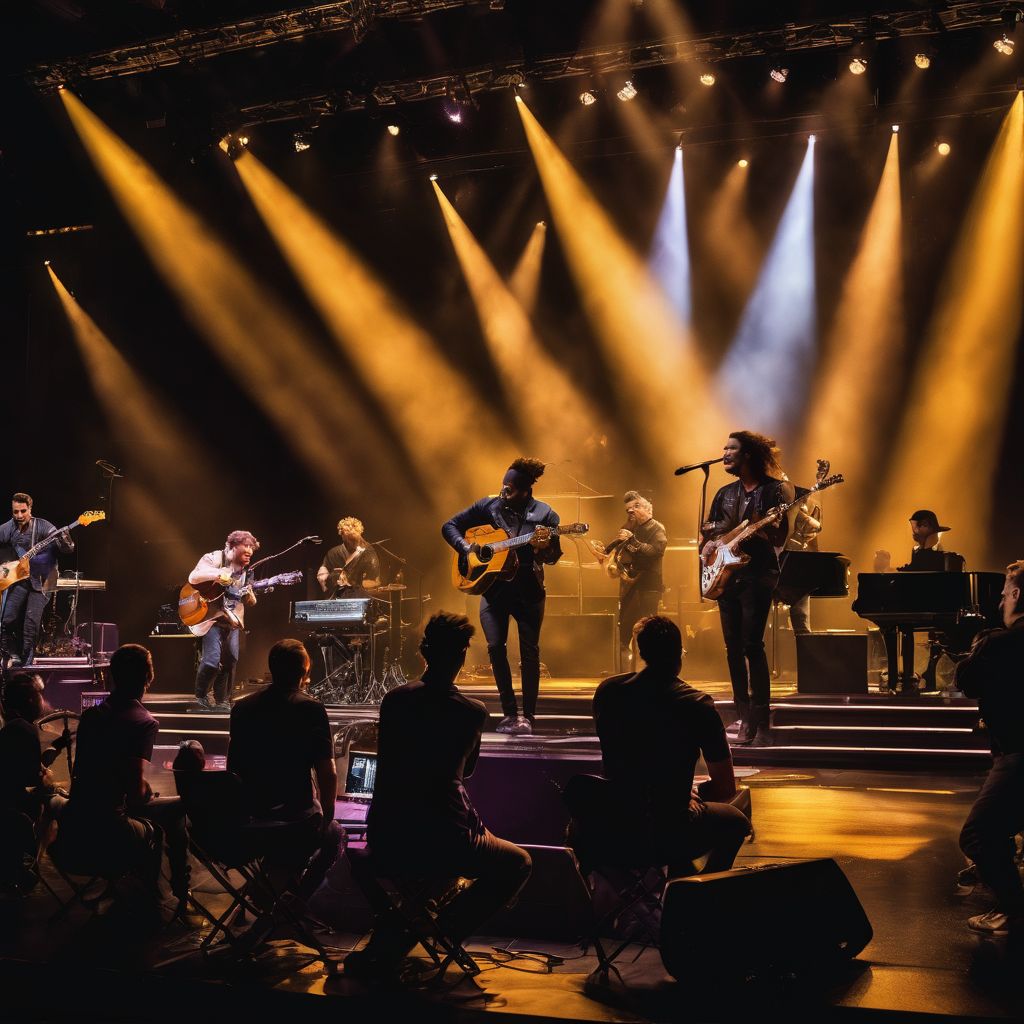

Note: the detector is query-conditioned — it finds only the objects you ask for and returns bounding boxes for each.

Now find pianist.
[873,510,956,573]
[954,560,1024,936]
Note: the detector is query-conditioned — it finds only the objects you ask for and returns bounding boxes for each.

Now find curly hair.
[336,516,364,536]
[729,430,783,481]
[225,530,260,551]
[508,457,546,486]
[623,490,653,515]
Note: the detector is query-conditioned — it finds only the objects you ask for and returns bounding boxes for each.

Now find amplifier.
[291,598,373,624]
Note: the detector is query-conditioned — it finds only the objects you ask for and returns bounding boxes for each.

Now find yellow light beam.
[508,220,547,314]
[514,96,726,473]
[59,89,400,509]
[796,133,903,541]
[232,150,513,506]
[863,93,1024,567]
[47,265,200,568]
[703,159,762,315]
[432,181,606,452]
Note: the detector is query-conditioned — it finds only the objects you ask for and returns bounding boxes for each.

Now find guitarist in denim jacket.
[442,458,561,736]
[701,432,792,747]
[0,492,75,667]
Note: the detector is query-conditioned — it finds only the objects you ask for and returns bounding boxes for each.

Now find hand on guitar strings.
[616,529,634,543]
[530,526,552,550]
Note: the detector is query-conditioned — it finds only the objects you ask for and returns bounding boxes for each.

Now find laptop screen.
[344,751,378,797]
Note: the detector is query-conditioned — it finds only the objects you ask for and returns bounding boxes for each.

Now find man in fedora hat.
[873,509,956,573]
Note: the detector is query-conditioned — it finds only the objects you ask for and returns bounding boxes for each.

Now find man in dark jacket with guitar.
[701,432,792,747]
[442,458,562,735]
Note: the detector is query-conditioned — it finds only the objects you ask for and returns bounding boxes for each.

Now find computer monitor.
[344,750,378,798]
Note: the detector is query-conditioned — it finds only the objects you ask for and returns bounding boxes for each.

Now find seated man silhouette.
[590,616,751,877]
[54,644,189,908]
[346,612,532,980]
[228,639,343,903]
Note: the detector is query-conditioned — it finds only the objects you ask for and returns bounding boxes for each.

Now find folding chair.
[175,769,339,975]
[347,844,481,981]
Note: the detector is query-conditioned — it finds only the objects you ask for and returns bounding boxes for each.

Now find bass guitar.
[0,511,106,594]
[179,571,303,636]
[451,522,589,595]
[700,475,844,601]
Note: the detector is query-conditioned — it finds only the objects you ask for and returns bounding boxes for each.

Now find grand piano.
[776,550,851,605]
[852,571,1003,694]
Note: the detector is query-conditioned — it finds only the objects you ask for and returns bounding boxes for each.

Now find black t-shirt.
[322,543,380,594]
[69,696,158,814]
[0,717,43,811]
[229,686,333,818]
[593,669,731,823]
[368,679,488,855]
[954,618,1024,756]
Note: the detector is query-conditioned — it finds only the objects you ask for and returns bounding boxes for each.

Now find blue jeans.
[1,584,49,664]
[479,587,544,719]
[195,623,240,703]
[960,752,1024,915]
[717,576,776,718]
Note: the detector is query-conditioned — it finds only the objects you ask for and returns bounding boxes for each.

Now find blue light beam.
[716,139,817,440]
[649,146,692,324]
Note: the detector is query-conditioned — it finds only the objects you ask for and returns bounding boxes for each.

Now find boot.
[750,705,772,747]
[732,701,754,745]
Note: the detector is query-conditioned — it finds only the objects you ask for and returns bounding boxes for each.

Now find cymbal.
[549,560,602,569]
[375,583,408,592]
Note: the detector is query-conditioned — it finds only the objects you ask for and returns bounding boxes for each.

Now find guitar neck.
[23,520,80,561]
[492,525,571,553]
[731,477,839,546]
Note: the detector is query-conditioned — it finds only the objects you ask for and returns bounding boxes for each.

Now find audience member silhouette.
[228,638,343,902]
[54,644,189,907]
[590,616,751,876]
[347,612,532,981]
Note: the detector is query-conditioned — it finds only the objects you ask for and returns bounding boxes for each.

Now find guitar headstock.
[274,571,304,585]
[561,522,589,535]
[77,511,106,526]
[815,458,830,482]
[816,474,844,490]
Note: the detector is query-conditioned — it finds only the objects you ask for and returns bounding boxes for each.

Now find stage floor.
[4,761,1019,1022]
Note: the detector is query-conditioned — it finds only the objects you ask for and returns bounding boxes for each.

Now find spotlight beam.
[508,220,546,314]
[649,146,692,325]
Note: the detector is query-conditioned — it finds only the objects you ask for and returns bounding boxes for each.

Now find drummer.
[316,517,381,597]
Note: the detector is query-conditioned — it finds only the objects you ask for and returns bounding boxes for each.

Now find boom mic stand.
[674,457,725,602]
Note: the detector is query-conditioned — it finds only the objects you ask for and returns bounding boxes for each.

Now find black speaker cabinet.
[146,634,199,693]
[661,858,872,982]
[796,631,868,694]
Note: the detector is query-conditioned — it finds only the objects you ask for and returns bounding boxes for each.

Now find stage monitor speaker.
[796,631,868,694]
[541,613,616,678]
[146,634,199,693]
[661,858,872,982]
[76,621,118,660]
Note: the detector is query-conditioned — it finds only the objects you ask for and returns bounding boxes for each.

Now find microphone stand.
[368,538,427,687]
[674,458,725,604]
[248,535,321,578]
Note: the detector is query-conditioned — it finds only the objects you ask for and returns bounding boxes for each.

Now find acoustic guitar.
[700,475,844,601]
[0,511,106,594]
[451,522,589,595]
[587,538,640,592]
[178,570,303,636]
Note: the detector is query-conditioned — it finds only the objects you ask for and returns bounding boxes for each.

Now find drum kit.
[301,582,418,706]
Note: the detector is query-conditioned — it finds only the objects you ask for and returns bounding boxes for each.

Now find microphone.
[96,459,124,477]
[674,457,725,476]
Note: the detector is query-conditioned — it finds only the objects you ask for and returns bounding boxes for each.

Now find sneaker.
[190,696,212,712]
[212,700,232,712]
[750,724,773,748]
[512,716,533,736]
[956,864,979,889]
[495,716,518,735]
[967,908,1022,936]
[733,720,756,746]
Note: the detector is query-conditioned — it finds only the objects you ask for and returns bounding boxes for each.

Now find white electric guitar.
[700,475,844,600]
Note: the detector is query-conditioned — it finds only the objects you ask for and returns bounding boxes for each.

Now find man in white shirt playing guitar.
[701,432,792,747]
[188,530,259,711]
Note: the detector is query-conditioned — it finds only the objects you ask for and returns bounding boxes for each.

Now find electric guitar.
[700,475,844,601]
[451,523,589,595]
[587,537,641,592]
[179,571,303,636]
[0,511,106,594]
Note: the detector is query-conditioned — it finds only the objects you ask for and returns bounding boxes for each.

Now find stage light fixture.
[43,259,51,266]
[387,124,400,136]
[892,124,900,133]
[617,80,638,102]
[579,90,596,106]
[769,65,789,84]
[995,8,1021,54]
[937,141,951,155]
[429,173,438,181]
[849,56,868,75]
[700,72,716,86]
[808,134,816,143]
[292,130,312,153]
[218,132,250,159]
[738,158,749,167]
[914,52,931,69]
[994,33,1016,54]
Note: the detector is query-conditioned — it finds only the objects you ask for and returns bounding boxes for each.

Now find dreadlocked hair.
[508,457,546,485]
